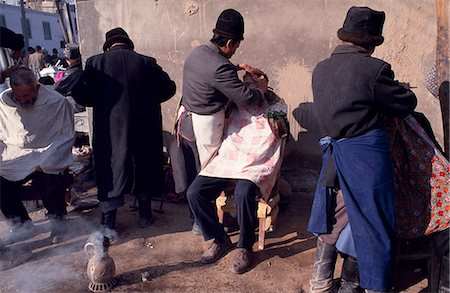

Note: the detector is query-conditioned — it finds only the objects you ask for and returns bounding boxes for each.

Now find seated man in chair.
[187,72,288,274]
[0,68,74,244]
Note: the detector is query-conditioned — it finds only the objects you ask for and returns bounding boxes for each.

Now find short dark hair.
[210,33,238,47]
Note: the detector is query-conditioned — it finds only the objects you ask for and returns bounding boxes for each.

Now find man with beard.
[0,68,74,244]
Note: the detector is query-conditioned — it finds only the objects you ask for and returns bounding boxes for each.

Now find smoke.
[0,210,111,292]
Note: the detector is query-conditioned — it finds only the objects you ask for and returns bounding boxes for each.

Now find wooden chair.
[215,178,282,251]
[393,237,440,292]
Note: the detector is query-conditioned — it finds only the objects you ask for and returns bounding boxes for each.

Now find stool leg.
[258,217,265,250]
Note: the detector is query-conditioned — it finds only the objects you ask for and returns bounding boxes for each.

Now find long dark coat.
[308,45,417,291]
[72,45,176,201]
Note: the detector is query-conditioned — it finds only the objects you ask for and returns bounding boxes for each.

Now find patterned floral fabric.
[200,91,287,200]
[388,115,450,238]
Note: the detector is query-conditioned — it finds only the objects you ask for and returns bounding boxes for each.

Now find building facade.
[0,2,65,52]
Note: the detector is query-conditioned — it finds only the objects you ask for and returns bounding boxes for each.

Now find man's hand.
[237,64,265,76]
[0,65,21,83]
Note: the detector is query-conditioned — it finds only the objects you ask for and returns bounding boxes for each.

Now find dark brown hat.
[213,9,244,41]
[337,6,385,47]
[102,27,134,52]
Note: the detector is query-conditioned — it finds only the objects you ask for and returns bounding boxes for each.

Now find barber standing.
[181,8,267,169]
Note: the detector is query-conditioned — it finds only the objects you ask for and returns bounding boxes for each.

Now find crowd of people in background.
[0,4,448,293]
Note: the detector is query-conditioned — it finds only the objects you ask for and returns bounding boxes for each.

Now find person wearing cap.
[185,9,267,273]
[54,44,84,113]
[72,27,176,231]
[181,8,267,170]
[307,6,417,293]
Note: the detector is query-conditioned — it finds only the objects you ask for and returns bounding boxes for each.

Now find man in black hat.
[180,8,267,274]
[72,27,176,231]
[307,6,417,293]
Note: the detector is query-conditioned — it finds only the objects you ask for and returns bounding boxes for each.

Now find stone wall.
[75,0,442,166]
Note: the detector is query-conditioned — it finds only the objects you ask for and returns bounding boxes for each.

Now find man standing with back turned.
[72,27,176,230]
[307,7,417,293]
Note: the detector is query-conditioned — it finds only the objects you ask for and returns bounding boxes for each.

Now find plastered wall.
[75,0,442,166]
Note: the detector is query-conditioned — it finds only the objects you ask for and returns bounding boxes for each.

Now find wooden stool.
[216,186,281,251]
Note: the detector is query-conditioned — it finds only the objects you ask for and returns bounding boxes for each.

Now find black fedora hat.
[102,27,134,52]
[213,9,244,41]
[337,6,385,47]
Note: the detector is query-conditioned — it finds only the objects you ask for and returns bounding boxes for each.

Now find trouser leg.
[234,179,257,250]
[98,196,124,230]
[33,172,67,217]
[135,191,153,228]
[339,255,362,293]
[310,238,338,293]
[187,176,227,241]
[0,176,31,223]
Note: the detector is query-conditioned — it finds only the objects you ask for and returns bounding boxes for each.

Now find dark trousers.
[0,172,67,223]
[180,136,200,220]
[187,175,257,250]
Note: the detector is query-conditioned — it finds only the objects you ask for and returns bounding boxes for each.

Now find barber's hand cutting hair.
[238,64,268,93]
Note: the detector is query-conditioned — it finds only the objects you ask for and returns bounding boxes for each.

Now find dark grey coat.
[312,45,417,139]
[182,42,262,114]
[72,45,176,202]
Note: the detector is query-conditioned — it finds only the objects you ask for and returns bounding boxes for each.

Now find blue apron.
[308,128,395,291]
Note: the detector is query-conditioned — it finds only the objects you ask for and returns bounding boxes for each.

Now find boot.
[310,238,338,293]
[49,214,67,244]
[101,209,117,230]
[339,255,362,293]
[138,199,153,228]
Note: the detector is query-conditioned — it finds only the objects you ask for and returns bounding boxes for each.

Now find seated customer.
[0,68,75,244]
[187,72,288,274]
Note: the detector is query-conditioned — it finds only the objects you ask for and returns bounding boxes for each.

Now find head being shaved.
[10,68,39,108]
[10,68,38,89]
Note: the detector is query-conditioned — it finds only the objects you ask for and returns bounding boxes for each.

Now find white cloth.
[191,109,225,169]
[0,85,74,181]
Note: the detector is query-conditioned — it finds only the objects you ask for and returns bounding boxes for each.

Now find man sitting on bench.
[0,68,74,244]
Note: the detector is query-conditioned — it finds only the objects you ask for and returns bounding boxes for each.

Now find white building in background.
[0,2,66,52]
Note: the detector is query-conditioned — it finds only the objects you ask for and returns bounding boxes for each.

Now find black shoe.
[138,200,153,228]
[49,215,67,244]
[101,209,117,230]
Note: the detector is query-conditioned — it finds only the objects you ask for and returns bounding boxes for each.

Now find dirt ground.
[0,156,430,293]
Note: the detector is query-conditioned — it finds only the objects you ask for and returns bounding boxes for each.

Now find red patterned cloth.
[388,115,450,238]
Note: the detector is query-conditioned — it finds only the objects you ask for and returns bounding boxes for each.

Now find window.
[0,15,6,27]
[21,18,32,39]
[43,21,51,40]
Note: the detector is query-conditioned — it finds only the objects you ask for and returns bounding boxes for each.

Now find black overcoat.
[72,45,176,201]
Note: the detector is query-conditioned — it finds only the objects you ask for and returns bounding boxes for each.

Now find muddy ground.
[0,156,429,293]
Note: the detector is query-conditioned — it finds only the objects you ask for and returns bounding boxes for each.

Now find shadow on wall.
[283,102,322,171]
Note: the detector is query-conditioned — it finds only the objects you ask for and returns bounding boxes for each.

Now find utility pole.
[19,0,29,49]
[53,0,70,44]
[436,0,449,157]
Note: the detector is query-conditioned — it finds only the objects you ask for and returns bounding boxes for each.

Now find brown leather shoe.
[201,236,233,264]
[230,248,254,274]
